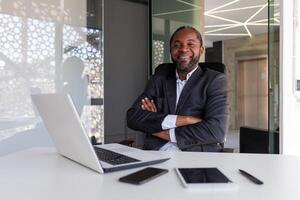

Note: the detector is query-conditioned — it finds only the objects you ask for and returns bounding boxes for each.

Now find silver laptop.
[31,93,170,173]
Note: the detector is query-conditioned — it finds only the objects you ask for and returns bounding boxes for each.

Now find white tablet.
[175,168,238,191]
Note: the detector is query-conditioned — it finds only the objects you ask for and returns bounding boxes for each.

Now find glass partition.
[268,0,280,153]
[0,0,104,143]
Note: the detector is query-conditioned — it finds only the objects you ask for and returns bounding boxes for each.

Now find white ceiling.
[204,0,279,43]
[152,0,280,44]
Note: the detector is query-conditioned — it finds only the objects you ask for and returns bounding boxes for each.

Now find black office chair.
[239,126,279,154]
[199,62,226,73]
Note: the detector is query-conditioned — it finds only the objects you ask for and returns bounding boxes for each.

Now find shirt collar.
[176,65,198,82]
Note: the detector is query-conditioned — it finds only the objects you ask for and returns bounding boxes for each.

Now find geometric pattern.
[0,13,104,142]
[152,40,165,70]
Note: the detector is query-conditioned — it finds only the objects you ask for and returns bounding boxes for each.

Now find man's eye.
[172,44,181,49]
[188,43,196,48]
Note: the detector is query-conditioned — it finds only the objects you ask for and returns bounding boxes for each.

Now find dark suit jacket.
[127,63,227,152]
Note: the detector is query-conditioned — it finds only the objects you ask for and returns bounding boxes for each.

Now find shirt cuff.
[161,115,177,130]
[169,128,177,143]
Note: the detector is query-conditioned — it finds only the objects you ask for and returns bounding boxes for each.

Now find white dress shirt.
[159,66,198,151]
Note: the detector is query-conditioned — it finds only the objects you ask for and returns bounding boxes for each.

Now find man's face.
[170,29,203,73]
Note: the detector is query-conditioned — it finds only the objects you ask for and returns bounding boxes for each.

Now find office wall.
[280,0,300,156]
[104,0,148,147]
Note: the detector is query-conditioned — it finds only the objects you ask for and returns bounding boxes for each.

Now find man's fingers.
[151,100,157,112]
[145,98,156,112]
[141,98,157,112]
[141,99,151,111]
[144,98,154,111]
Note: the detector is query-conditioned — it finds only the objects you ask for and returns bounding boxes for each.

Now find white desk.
[1,148,300,200]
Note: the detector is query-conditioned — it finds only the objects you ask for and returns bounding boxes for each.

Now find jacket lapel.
[176,66,204,113]
[165,71,177,114]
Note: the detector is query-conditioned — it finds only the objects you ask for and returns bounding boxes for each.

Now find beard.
[172,54,200,73]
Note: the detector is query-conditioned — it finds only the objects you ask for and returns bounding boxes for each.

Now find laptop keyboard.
[94,147,140,165]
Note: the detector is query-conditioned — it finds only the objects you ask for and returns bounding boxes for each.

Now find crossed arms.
[127,73,227,149]
[140,97,201,141]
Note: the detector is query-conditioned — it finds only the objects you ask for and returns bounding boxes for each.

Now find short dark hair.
[169,26,203,48]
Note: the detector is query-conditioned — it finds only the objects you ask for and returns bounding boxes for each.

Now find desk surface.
[1,148,300,200]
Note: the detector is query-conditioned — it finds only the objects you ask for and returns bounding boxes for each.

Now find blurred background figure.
[62,56,88,116]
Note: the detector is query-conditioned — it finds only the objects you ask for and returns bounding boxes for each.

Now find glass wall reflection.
[151,0,280,153]
[0,0,103,143]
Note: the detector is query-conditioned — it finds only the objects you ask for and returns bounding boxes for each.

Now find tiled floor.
[224,129,239,153]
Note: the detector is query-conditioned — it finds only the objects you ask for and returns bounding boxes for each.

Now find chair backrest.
[199,62,226,74]
[239,126,279,153]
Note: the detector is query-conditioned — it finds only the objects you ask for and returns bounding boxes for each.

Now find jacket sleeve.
[126,76,168,134]
[175,73,228,150]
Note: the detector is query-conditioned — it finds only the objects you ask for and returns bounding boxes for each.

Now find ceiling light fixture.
[153,0,202,17]
[205,2,277,38]
[205,24,237,28]
[205,13,242,24]
[176,0,201,9]
[152,0,279,39]
[153,8,200,17]
[208,5,266,14]
[206,33,249,36]
[273,18,280,23]
[205,24,241,34]
[244,24,252,37]
[205,0,240,15]
[245,3,268,23]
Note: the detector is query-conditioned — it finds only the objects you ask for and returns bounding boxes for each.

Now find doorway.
[236,57,268,130]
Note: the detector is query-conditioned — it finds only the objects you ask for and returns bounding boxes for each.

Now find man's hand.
[152,130,170,141]
[141,97,157,112]
[140,98,169,141]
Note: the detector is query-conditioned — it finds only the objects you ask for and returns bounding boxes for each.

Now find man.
[127,26,227,152]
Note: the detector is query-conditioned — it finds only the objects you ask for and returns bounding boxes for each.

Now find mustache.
[171,55,200,71]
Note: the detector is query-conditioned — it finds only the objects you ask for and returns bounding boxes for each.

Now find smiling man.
[127,26,227,152]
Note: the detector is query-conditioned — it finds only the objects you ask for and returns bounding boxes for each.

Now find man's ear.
[200,46,204,55]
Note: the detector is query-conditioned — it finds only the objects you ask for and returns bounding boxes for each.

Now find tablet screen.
[178,168,231,183]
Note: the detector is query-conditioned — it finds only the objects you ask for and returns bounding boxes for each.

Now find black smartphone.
[119,167,168,185]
